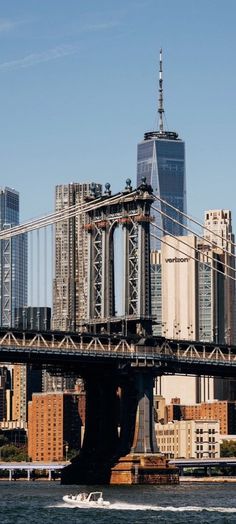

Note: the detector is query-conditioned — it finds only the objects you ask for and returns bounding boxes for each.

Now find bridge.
[0,328,236,376]
[169,458,236,478]
[0,178,235,484]
[0,462,67,481]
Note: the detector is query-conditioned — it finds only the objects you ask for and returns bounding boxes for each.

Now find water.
[1,482,236,523]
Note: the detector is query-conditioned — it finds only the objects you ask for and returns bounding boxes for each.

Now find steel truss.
[1,330,236,373]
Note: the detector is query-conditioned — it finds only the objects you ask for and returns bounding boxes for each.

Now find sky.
[0,0,236,231]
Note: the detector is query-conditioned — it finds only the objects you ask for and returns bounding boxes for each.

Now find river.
[1,481,236,523]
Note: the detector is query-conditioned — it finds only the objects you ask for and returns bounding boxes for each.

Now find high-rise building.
[203,210,235,345]
[137,50,187,250]
[0,366,11,421]
[28,392,83,462]
[52,182,102,331]
[0,187,27,326]
[12,365,42,423]
[152,210,236,403]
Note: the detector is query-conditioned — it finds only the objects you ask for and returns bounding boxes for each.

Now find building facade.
[52,182,102,331]
[156,419,220,459]
[152,211,236,403]
[166,398,236,435]
[15,306,51,331]
[203,209,235,346]
[0,187,27,327]
[28,392,83,462]
[137,132,187,250]
[0,366,11,421]
[12,365,42,423]
[137,50,186,250]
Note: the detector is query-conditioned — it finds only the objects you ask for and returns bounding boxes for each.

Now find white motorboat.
[63,491,110,508]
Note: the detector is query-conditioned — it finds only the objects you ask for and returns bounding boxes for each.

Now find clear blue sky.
[1,0,236,231]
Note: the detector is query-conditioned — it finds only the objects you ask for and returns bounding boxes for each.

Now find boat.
[63,491,110,508]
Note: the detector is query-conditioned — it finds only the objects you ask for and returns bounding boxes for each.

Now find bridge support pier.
[61,371,120,484]
[110,372,178,484]
[61,370,179,485]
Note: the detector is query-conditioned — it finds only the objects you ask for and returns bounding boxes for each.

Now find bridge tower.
[85,177,153,336]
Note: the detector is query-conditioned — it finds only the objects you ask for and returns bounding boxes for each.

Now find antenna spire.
[158,48,164,133]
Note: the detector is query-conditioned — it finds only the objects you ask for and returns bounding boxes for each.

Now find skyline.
[0,0,236,232]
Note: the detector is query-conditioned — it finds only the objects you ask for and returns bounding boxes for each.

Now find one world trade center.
[137,50,187,250]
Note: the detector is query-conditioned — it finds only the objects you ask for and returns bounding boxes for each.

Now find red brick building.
[166,398,236,434]
[28,392,83,462]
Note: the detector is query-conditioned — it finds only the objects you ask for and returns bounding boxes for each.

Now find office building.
[12,308,51,420]
[51,182,102,393]
[203,210,235,345]
[42,373,76,393]
[52,182,102,331]
[0,189,28,429]
[0,187,27,327]
[0,366,11,421]
[152,210,236,403]
[156,419,220,459]
[12,364,42,423]
[28,392,83,462]
[137,50,186,250]
[15,306,51,331]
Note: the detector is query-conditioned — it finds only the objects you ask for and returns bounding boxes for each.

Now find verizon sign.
[165,257,189,263]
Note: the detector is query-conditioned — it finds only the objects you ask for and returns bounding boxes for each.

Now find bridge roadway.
[169,458,236,468]
[0,327,236,376]
[169,458,236,477]
[0,461,67,481]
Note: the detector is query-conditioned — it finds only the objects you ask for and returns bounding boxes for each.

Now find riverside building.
[28,392,83,462]
[156,419,220,459]
[166,398,236,435]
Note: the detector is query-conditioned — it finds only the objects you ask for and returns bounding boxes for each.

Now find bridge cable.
[151,222,236,283]
[0,189,140,240]
[151,204,236,274]
[153,193,236,251]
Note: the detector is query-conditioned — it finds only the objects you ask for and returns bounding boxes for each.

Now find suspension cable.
[151,204,236,274]
[151,222,236,283]
[153,192,236,250]
[0,189,139,240]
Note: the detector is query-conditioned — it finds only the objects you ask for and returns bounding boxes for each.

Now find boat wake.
[110,503,236,513]
[49,502,236,513]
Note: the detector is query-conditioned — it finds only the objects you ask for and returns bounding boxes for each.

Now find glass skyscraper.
[137,50,187,250]
[0,187,27,327]
[137,131,186,250]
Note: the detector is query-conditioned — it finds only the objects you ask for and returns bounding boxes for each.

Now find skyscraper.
[203,210,235,345]
[52,182,102,331]
[152,209,236,403]
[137,50,187,250]
[0,187,27,327]
[49,182,102,393]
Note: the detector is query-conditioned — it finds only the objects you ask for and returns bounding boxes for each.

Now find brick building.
[166,398,236,434]
[28,392,83,462]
